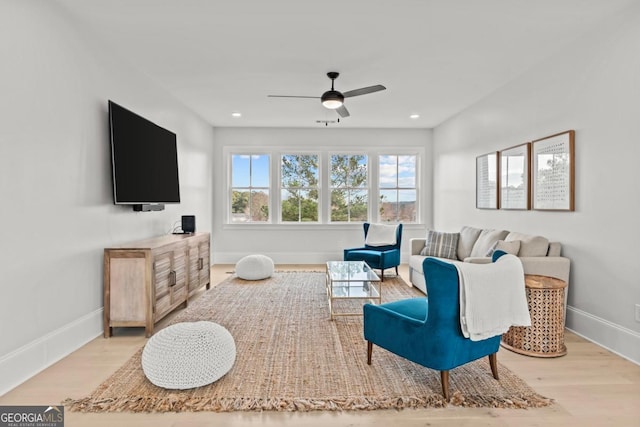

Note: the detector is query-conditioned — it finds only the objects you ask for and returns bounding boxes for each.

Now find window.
[379,155,417,222]
[280,154,319,222]
[230,154,270,223]
[330,154,368,222]
[226,149,422,225]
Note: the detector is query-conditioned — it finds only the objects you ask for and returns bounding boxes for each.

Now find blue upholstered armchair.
[343,223,402,281]
[363,256,501,400]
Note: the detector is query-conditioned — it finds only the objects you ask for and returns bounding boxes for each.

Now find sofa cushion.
[420,230,459,260]
[457,226,482,260]
[505,232,549,257]
[547,242,562,257]
[469,229,509,257]
[485,240,521,257]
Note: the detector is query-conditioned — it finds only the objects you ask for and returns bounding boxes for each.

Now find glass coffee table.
[325,261,381,320]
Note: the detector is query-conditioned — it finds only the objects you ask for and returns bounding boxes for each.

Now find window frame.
[228,151,272,224]
[328,152,370,223]
[377,153,419,223]
[223,147,422,227]
[278,152,321,224]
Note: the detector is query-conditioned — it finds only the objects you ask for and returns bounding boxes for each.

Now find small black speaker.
[182,215,196,233]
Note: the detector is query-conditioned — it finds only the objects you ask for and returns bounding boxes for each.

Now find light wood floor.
[1,264,639,427]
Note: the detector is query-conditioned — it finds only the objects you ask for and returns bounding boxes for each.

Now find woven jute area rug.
[66,272,552,412]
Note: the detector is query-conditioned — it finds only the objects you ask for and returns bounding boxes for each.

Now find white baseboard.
[214,251,342,265]
[0,308,103,396]
[214,252,410,265]
[566,306,640,365]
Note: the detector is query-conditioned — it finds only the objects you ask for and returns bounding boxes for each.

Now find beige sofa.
[409,226,570,295]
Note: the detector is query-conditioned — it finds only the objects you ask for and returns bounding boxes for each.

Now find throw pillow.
[485,240,521,257]
[365,223,398,247]
[505,232,549,257]
[420,230,460,260]
[457,226,482,260]
[469,229,509,257]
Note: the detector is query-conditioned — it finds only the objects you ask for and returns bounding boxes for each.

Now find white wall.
[432,4,640,363]
[0,1,214,394]
[212,127,433,264]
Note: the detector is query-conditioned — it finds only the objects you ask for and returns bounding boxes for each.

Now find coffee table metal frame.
[325,260,381,320]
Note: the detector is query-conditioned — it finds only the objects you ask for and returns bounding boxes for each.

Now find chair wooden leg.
[367,341,373,365]
[489,353,499,380]
[395,266,398,276]
[380,269,384,281]
[440,370,450,400]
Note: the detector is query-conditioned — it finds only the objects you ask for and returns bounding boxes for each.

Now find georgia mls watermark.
[0,406,64,427]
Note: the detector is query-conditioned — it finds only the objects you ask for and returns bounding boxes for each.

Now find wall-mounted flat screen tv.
[108,100,180,207]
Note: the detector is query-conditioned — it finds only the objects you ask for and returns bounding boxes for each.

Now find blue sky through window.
[379,155,416,201]
[232,154,269,187]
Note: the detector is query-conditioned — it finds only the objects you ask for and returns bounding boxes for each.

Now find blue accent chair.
[343,223,403,281]
[363,253,506,400]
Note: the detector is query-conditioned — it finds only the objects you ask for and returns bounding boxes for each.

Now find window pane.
[251,155,270,187]
[330,188,348,222]
[398,155,416,187]
[379,155,397,188]
[330,155,349,188]
[281,189,298,222]
[231,155,250,187]
[350,189,368,221]
[330,154,367,188]
[281,189,318,222]
[299,190,318,222]
[398,190,416,222]
[231,190,249,223]
[281,154,318,188]
[250,190,269,222]
[379,189,398,221]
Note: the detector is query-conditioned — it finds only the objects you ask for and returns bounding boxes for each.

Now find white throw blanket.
[456,254,531,341]
[365,223,397,246]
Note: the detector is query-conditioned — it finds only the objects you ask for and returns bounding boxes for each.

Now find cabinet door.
[187,236,210,295]
[187,241,201,294]
[171,246,187,304]
[153,252,172,319]
[198,239,210,286]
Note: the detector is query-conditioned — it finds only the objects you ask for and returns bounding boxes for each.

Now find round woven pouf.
[235,254,274,280]
[142,321,236,389]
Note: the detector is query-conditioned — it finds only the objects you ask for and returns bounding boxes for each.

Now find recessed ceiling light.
[410,114,420,119]
[231,112,242,118]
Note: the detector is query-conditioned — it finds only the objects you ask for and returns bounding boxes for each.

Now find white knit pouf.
[235,254,274,280]
[142,321,236,390]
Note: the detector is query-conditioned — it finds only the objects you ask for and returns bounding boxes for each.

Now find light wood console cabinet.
[104,232,211,337]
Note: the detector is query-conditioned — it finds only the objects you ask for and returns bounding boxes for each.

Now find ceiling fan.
[268,72,386,118]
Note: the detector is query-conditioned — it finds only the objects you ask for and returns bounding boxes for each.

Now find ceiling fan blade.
[336,105,350,118]
[267,95,319,99]
[342,85,386,98]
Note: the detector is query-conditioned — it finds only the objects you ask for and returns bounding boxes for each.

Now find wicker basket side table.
[501,274,567,358]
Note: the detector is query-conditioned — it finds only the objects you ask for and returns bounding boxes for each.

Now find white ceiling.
[56,0,634,128]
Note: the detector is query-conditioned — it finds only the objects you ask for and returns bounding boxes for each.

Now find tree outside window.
[379,155,417,222]
[231,154,269,222]
[330,154,368,222]
[281,154,319,222]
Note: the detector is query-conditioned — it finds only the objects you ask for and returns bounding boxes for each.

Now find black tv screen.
[108,100,180,205]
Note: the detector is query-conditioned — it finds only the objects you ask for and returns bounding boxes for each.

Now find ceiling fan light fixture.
[321,90,344,109]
